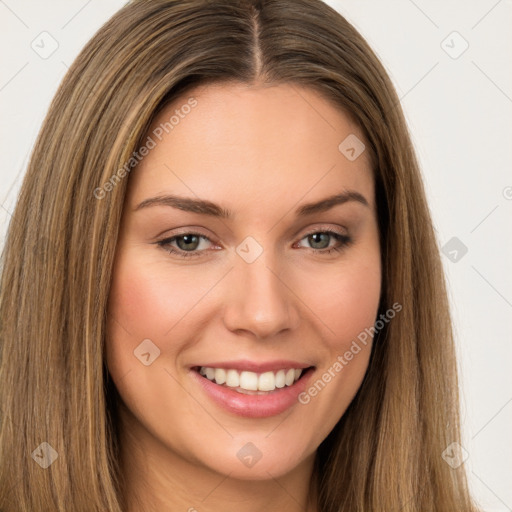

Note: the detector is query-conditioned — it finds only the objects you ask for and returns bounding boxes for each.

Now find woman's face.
[106,82,381,481]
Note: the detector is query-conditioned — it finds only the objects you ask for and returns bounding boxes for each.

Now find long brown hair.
[0,1,479,510]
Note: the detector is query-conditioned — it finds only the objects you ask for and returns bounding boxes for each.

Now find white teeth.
[239,371,258,391]
[284,368,295,386]
[214,368,226,385]
[198,366,306,392]
[275,369,286,388]
[225,369,239,387]
[258,371,275,391]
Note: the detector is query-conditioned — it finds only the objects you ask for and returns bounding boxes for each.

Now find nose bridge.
[223,239,299,338]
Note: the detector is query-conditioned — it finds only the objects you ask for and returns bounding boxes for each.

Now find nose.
[222,250,300,339]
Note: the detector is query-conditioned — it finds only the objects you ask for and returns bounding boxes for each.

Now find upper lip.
[192,359,314,373]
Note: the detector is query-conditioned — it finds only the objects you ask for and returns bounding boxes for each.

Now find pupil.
[178,235,199,251]
[310,233,329,249]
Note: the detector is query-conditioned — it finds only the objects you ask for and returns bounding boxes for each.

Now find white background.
[1,1,511,510]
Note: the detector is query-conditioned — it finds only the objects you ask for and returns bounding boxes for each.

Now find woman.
[0,0,480,510]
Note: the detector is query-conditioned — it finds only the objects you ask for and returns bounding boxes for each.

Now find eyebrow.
[134,190,369,218]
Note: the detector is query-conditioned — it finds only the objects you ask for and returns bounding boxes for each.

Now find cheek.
[104,249,224,395]
[292,247,381,435]
[329,262,381,341]
[296,247,381,348]
[104,255,204,436]
[105,253,179,385]
[106,253,214,341]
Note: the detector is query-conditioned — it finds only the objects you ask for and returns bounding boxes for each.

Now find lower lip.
[190,367,315,418]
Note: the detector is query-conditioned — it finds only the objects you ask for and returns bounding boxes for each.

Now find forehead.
[126,82,374,211]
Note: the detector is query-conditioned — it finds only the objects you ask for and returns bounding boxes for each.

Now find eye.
[156,232,214,258]
[295,228,352,255]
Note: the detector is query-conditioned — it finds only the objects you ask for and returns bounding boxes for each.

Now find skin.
[106,82,381,512]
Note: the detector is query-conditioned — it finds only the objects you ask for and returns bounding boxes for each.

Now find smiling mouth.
[192,366,314,395]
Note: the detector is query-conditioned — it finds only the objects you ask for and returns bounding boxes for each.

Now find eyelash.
[155,228,353,259]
